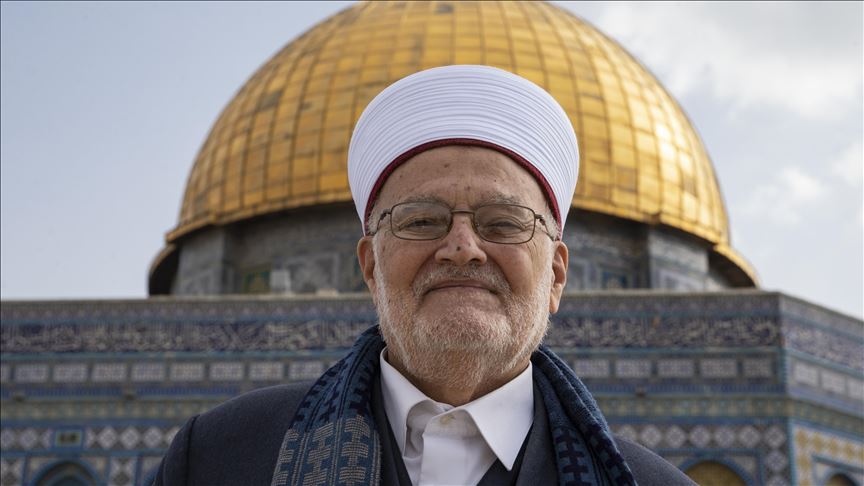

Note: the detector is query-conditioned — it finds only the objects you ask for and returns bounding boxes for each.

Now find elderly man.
[154,66,695,486]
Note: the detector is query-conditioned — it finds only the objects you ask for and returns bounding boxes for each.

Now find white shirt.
[379,350,534,486]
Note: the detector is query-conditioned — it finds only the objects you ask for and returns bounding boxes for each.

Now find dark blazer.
[154,381,695,486]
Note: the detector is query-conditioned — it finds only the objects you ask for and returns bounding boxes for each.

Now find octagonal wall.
[162,205,737,296]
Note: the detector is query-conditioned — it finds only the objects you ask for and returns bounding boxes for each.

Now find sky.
[1,1,862,319]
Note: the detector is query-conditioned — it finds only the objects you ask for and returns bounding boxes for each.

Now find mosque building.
[1,2,861,485]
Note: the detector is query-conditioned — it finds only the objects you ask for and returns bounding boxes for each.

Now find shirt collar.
[380,349,432,453]
[379,348,534,470]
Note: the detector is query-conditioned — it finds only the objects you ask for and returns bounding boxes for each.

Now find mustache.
[412,264,511,298]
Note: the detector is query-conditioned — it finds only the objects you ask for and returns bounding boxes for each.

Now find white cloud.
[585,2,863,121]
[830,141,863,185]
[781,167,828,202]
[739,166,827,225]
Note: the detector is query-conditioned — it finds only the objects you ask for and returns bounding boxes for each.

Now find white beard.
[373,239,552,393]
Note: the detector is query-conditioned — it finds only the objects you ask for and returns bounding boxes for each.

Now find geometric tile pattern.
[739,426,761,448]
[665,425,687,448]
[0,428,52,451]
[765,476,791,486]
[131,363,166,382]
[91,363,127,382]
[789,357,864,405]
[688,426,711,448]
[3,360,337,387]
[83,426,180,451]
[210,362,244,381]
[565,354,781,385]
[52,363,88,383]
[765,450,789,473]
[657,359,695,378]
[288,361,324,381]
[0,458,23,486]
[91,427,117,450]
[613,423,791,485]
[249,362,284,381]
[794,425,864,486]
[700,359,738,378]
[615,359,652,379]
[572,359,611,378]
[0,358,768,386]
[0,431,13,451]
[169,363,204,382]
[13,364,48,384]
[109,457,135,486]
[743,358,774,378]
[821,370,847,395]
[793,362,821,387]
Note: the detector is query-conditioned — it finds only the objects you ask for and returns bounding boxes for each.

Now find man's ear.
[357,235,377,295]
[548,240,568,314]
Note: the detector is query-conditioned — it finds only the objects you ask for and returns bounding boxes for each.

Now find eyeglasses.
[371,201,553,244]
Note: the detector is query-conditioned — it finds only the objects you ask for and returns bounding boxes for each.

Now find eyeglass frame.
[368,200,557,244]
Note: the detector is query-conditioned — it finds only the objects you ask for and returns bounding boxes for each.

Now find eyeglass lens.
[389,202,536,243]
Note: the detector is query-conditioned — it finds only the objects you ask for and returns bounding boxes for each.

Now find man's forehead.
[373,148,547,208]
[396,193,529,207]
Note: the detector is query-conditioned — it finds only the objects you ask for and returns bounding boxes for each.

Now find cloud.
[781,167,828,202]
[588,2,863,121]
[739,166,827,225]
[830,141,863,186]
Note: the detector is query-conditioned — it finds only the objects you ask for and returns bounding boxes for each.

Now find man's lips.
[424,280,498,295]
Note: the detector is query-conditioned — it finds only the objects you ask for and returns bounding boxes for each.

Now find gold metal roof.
[168,0,756,284]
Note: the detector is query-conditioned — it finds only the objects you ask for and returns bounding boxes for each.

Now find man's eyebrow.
[399,194,449,205]
[475,194,532,207]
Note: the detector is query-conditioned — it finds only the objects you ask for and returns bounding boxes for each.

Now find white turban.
[347,65,579,238]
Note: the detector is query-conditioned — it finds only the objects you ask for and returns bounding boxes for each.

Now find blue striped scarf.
[271,326,635,486]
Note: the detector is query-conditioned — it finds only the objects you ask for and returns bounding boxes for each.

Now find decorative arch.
[683,460,749,486]
[30,459,99,486]
[824,471,858,486]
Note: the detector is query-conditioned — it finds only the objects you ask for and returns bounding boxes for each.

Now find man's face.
[357,145,568,389]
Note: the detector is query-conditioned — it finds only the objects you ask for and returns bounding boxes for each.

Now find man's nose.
[434,214,488,265]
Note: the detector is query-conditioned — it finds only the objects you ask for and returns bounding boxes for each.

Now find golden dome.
[168,0,755,284]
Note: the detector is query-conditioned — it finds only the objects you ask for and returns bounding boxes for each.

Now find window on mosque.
[241,266,271,294]
[825,473,856,486]
[34,461,97,486]
[684,461,746,486]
